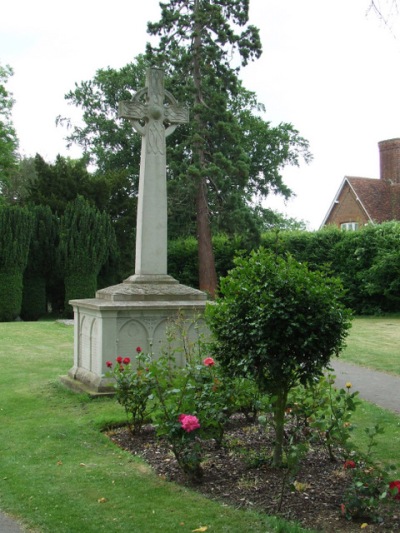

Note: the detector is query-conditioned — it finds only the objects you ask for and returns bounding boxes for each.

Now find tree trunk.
[272,389,289,467]
[192,0,218,298]
[196,175,218,297]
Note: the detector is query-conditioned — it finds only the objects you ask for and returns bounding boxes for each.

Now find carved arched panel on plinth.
[90,319,99,374]
[117,320,148,359]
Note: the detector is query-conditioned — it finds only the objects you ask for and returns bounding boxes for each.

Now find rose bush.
[106,348,154,434]
[148,347,231,481]
[179,414,201,432]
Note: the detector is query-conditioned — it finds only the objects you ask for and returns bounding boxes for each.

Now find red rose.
[389,480,400,500]
[106,361,113,368]
[136,346,142,353]
[123,357,130,365]
[203,357,215,367]
[116,356,123,364]
[344,460,356,469]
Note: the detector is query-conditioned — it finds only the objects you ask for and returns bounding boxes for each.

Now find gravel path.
[0,513,29,533]
[330,359,400,414]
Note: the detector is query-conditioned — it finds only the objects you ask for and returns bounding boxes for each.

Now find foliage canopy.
[0,64,19,198]
[207,248,352,464]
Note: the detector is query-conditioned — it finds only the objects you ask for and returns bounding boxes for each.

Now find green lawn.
[349,401,400,475]
[0,321,314,533]
[341,316,400,375]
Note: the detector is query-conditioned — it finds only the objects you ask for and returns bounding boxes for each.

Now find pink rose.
[136,346,142,353]
[116,356,123,364]
[179,414,200,433]
[123,357,131,365]
[106,361,113,368]
[203,357,215,367]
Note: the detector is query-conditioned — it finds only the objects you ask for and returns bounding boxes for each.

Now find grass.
[0,321,315,533]
[1,319,399,532]
[349,402,400,476]
[341,315,400,375]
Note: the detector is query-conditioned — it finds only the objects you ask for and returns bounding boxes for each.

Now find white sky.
[2,0,400,229]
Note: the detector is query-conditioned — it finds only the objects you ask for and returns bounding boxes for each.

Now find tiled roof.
[346,176,400,223]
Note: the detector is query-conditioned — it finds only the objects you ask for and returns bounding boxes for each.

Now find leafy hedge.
[5,199,400,320]
[260,223,400,314]
[169,222,400,314]
[168,233,251,288]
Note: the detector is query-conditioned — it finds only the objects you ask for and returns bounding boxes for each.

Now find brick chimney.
[378,138,400,184]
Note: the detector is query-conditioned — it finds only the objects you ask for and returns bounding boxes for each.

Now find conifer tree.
[0,205,33,321]
[58,196,117,315]
[21,205,58,320]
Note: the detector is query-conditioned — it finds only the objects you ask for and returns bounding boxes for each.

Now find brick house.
[321,138,400,230]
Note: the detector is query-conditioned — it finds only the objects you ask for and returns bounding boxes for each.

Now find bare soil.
[107,415,400,533]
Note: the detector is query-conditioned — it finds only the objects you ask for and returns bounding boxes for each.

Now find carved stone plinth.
[60,279,209,396]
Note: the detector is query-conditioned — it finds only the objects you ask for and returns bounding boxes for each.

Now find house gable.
[322,178,372,228]
[322,138,400,229]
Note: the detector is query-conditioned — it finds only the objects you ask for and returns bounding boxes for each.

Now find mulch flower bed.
[107,414,400,532]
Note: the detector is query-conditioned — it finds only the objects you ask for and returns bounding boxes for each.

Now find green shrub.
[207,248,352,466]
[260,223,400,314]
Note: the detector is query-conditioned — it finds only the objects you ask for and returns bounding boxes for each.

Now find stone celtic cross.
[119,68,189,282]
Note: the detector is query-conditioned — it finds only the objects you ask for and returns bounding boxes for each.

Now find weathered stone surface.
[96,281,207,302]
[119,68,188,276]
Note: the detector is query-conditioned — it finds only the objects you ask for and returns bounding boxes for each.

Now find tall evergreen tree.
[145,0,311,295]
[27,154,134,279]
[28,154,110,215]
[0,205,33,321]
[58,196,117,315]
[21,205,58,320]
